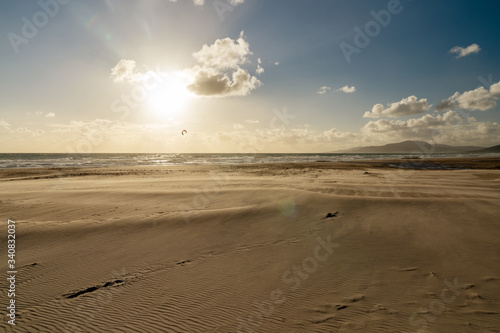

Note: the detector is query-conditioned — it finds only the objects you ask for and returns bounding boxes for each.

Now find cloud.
[362,111,500,147]
[188,66,261,97]
[110,59,144,83]
[316,86,331,95]
[449,43,481,58]
[41,119,348,153]
[363,111,466,133]
[491,81,500,95]
[168,0,229,6]
[172,0,244,5]
[0,120,46,151]
[336,85,356,93]
[256,58,264,75]
[321,128,358,141]
[40,119,180,153]
[436,80,500,111]
[111,32,261,98]
[3,115,499,153]
[246,120,259,124]
[363,96,432,118]
[192,32,251,70]
[34,111,56,118]
[0,120,11,130]
[187,31,261,97]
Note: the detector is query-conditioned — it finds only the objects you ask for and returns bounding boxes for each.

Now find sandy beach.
[1,158,500,332]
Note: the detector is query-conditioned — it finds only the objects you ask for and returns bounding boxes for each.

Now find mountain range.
[333,141,500,154]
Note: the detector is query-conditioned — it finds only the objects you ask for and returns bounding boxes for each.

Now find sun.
[147,72,193,117]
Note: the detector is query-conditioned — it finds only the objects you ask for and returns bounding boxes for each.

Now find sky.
[1,0,500,153]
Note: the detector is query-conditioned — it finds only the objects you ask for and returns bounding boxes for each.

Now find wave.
[0,152,498,169]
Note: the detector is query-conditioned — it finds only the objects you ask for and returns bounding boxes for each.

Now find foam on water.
[0,152,497,169]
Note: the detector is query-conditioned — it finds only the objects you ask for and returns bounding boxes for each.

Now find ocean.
[0,152,497,169]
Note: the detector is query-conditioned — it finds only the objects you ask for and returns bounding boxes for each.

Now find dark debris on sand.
[324,211,339,219]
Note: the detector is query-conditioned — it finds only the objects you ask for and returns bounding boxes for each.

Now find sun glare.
[147,73,193,117]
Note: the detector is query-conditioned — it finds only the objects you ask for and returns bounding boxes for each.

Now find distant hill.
[333,140,485,154]
[468,145,500,154]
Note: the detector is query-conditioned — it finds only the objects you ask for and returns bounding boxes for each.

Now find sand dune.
[1,160,500,332]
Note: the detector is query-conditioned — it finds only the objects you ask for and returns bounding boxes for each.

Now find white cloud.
[233,123,244,129]
[192,31,250,70]
[187,31,261,97]
[362,111,500,147]
[110,59,144,83]
[436,80,500,111]
[0,120,46,151]
[256,58,264,74]
[41,119,181,153]
[0,120,11,130]
[449,43,481,58]
[34,111,56,118]
[491,81,500,95]
[363,111,466,134]
[336,85,356,93]
[246,120,259,124]
[321,128,358,141]
[364,96,432,118]
[316,86,331,95]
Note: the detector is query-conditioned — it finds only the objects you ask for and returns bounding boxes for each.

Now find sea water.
[0,152,497,169]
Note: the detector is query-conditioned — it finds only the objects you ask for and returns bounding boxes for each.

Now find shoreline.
[1,156,499,181]
[1,153,499,170]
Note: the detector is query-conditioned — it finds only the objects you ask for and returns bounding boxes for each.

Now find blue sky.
[1,0,500,153]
